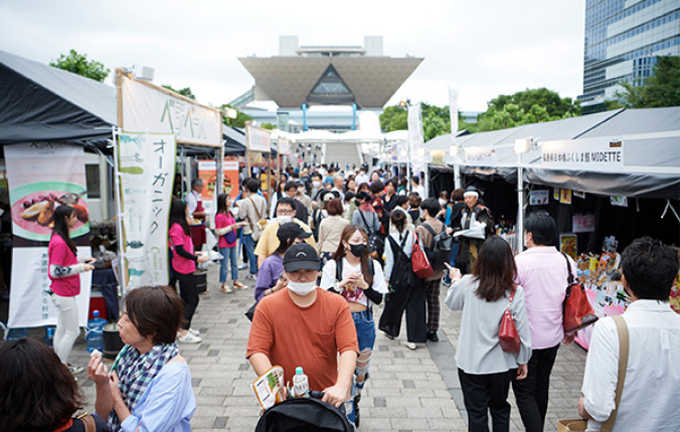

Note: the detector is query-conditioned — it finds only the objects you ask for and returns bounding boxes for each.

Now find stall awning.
[0,50,116,146]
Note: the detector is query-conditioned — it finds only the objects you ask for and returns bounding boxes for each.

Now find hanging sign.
[5,143,92,328]
[118,132,177,291]
[246,123,272,153]
[573,215,595,233]
[540,138,624,170]
[465,146,497,166]
[120,73,222,147]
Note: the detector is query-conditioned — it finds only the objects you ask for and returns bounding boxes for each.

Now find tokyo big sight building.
[579,0,680,113]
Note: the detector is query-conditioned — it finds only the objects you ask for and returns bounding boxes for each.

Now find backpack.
[421,223,453,271]
[386,233,414,289]
[358,210,385,257]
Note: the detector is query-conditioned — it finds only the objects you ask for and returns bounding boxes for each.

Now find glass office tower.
[580,0,680,113]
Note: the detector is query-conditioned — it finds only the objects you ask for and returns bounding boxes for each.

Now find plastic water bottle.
[86,310,106,353]
[292,366,309,398]
[44,325,56,348]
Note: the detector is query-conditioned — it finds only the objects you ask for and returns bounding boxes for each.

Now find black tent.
[0,49,116,146]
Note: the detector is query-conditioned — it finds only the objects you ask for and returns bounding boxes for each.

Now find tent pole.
[516,152,525,253]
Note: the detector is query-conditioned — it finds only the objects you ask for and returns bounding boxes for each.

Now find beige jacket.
[317,215,350,254]
[237,194,267,241]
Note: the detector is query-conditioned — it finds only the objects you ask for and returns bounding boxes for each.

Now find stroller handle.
[309,390,324,399]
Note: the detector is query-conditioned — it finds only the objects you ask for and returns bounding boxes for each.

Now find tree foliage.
[616,56,680,108]
[162,85,196,100]
[219,104,253,129]
[260,122,276,130]
[50,49,110,82]
[486,87,581,118]
[379,88,581,138]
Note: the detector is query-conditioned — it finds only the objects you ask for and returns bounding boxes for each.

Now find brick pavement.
[63,265,587,431]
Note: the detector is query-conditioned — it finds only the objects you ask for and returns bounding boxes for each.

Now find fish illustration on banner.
[118,132,176,291]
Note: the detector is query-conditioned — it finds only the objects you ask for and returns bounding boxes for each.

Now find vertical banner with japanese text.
[5,143,92,328]
[118,132,176,291]
[408,103,426,174]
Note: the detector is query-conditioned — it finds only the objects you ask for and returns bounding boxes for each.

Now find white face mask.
[287,280,317,296]
[277,215,292,224]
[438,199,447,207]
[312,181,321,188]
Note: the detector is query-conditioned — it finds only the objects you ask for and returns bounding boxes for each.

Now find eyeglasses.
[277,209,295,215]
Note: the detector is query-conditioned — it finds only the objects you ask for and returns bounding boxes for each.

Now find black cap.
[277,222,312,243]
[283,243,320,272]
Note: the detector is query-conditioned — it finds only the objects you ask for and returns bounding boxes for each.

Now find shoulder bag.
[562,252,598,332]
[411,233,434,279]
[499,287,521,353]
[557,315,629,432]
[358,210,384,256]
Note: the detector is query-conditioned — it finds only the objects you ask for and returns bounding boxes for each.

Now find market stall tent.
[0,49,116,146]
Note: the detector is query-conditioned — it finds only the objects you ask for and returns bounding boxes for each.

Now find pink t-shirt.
[515,246,577,349]
[215,212,237,248]
[169,223,196,275]
[48,234,80,297]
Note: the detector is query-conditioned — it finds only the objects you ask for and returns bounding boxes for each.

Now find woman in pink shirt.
[214,193,245,293]
[49,205,94,375]
[169,199,208,344]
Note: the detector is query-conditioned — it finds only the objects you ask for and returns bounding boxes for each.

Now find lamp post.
[514,138,531,253]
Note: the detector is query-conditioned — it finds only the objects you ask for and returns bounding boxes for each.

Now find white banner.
[408,103,426,172]
[246,123,272,153]
[278,138,292,155]
[540,138,624,171]
[118,132,177,291]
[5,143,92,328]
[465,146,498,166]
[8,247,92,328]
[449,87,459,140]
[121,75,222,147]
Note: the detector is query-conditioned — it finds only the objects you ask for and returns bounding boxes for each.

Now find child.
[215,193,245,293]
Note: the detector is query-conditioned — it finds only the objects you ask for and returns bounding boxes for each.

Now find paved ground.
[2,265,587,431]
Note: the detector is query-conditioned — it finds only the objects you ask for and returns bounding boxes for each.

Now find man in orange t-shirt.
[246,243,358,409]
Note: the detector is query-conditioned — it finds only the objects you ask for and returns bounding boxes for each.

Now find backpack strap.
[422,222,436,237]
[358,210,373,235]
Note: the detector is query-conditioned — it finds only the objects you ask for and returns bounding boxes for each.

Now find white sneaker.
[178,331,202,344]
[238,263,247,270]
[67,364,84,375]
[188,328,200,336]
[221,284,233,294]
[404,342,417,350]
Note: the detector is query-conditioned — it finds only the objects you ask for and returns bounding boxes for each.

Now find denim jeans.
[352,309,375,393]
[242,234,258,275]
[219,246,239,283]
[442,241,460,285]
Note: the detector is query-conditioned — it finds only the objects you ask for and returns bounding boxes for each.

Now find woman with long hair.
[317,197,350,269]
[0,338,111,432]
[320,224,387,427]
[49,205,94,375]
[214,193,245,293]
[88,285,196,431]
[254,222,310,302]
[169,199,208,343]
[379,210,427,350]
[445,236,532,432]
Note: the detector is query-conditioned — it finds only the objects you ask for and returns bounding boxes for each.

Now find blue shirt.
[119,361,196,432]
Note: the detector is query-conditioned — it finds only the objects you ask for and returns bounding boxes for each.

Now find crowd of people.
[6,162,677,432]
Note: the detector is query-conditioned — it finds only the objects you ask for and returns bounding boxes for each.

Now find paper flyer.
[251,365,285,411]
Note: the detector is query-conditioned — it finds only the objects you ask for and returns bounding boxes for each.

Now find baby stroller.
[255,392,353,432]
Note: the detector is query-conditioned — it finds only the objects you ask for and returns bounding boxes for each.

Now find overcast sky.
[0,1,585,113]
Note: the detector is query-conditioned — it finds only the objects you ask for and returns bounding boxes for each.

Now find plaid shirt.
[108,342,179,431]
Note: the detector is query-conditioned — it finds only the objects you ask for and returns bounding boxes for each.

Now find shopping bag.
[562,253,598,332]
[557,419,587,432]
[411,233,433,279]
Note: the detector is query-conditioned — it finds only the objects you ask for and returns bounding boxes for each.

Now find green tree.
[260,122,276,130]
[380,105,408,131]
[50,49,110,82]
[219,104,253,129]
[486,87,581,118]
[162,85,196,100]
[616,56,680,108]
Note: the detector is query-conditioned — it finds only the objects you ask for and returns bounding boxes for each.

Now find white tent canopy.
[426,107,680,199]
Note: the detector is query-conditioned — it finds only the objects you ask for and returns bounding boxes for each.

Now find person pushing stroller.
[246,243,359,424]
